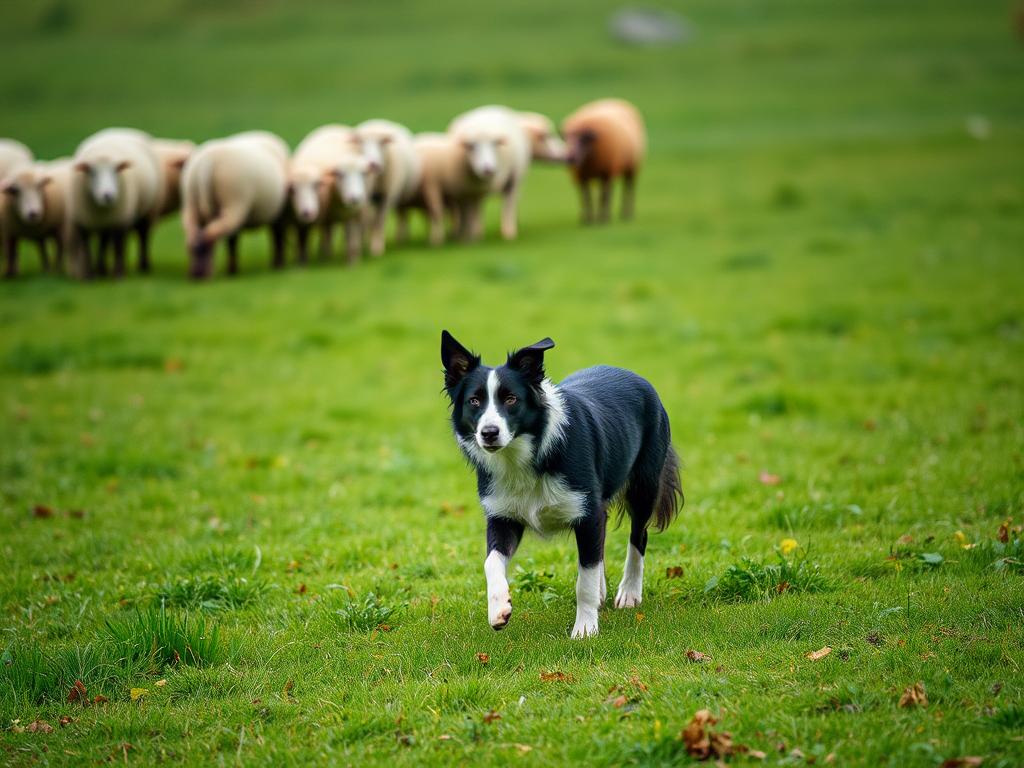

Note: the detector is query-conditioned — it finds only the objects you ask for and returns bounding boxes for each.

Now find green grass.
[2,0,1024,765]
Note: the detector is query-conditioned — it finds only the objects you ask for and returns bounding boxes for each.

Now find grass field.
[2,0,1024,765]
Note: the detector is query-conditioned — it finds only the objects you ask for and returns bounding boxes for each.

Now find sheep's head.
[353,131,394,175]
[565,129,598,168]
[75,157,130,208]
[519,112,568,163]
[2,169,50,225]
[458,134,506,181]
[329,155,373,209]
[287,166,322,225]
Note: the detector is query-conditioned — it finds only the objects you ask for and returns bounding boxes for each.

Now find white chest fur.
[471,435,585,536]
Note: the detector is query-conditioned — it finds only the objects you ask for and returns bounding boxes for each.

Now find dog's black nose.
[480,425,499,443]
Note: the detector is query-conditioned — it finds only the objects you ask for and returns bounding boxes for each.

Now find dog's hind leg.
[615,490,651,609]
[571,502,607,638]
[485,517,524,631]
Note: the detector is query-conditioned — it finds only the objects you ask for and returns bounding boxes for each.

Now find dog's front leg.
[485,517,524,630]
[571,504,607,639]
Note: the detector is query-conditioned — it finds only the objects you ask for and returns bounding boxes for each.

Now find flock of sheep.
[0,99,646,280]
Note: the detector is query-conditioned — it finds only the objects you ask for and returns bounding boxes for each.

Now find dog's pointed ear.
[441,330,480,391]
[507,337,555,385]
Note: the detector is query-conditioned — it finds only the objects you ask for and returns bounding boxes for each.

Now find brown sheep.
[561,99,646,224]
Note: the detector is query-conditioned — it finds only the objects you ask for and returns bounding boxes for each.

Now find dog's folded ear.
[507,337,555,386]
[441,330,481,391]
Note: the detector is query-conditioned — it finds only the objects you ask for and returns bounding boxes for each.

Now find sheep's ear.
[170,157,187,170]
[115,160,132,172]
[2,182,16,195]
[74,161,89,173]
[507,337,554,386]
[39,176,52,189]
[441,330,480,392]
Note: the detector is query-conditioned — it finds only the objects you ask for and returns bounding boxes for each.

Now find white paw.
[614,582,643,609]
[570,610,599,639]
[489,592,512,630]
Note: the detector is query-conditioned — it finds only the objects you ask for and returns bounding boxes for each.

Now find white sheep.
[181,131,290,279]
[353,119,421,257]
[1,159,71,277]
[151,138,196,218]
[396,132,472,247]
[68,128,163,277]
[290,125,374,265]
[447,105,531,241]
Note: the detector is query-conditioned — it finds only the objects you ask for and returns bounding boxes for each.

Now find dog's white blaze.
[571,562,603,638]
[484,550,512,628]
[476,370,512,450]
[614,544,644,609]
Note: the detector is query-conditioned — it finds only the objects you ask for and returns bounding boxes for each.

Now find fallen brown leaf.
[610,694,629,708]
[32,504,54,518]
[154,679,167,687]
[806,646,832,661]
[866,632,884,647]
[296,583,307,594]
[998,519,1010,543]
[283,679,295,701]
[476,653,490,665]
[628,675,648,692]
[759,472,781,486]
[941,759,983,768]
[92,695,109,705]
[666,566,684,579]
[686,650,710,663]
[748,749,767,760]
[67,679,88,704]
[67,509,85,519]
[680,709,734,760]
[482,709,501,724]
[26,719,53,734]
[899,681,928,708]
[540,670,571,683]
[59,716,74,727]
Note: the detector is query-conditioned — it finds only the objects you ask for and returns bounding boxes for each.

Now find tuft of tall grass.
[154,575,268,612]
[333,592,405,632]
[704,551,830,602]
[105,606,225,670]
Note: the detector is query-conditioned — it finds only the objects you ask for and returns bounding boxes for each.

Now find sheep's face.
[3,172,49,224]
[354,133,393,175]
[565,130,597,168]
[288,169,322,224]
[76,158,130,208]
[520,114,568,163]
[461,136,505,180]
[331,157,372,209]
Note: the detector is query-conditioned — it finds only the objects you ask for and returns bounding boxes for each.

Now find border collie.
[441,331,683,638]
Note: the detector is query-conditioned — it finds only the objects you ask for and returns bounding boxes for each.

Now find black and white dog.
[441,331,683,638]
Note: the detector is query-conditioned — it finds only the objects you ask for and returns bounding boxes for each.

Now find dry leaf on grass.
[899,682,928,708]
[58,716,74,727]
[666,566,684,578]
[806,646,832,661]
[26,720,53,733]
[539,670,571,683]
[940,758,982,768]
[686,649,710,663]
[32,504,54,518]
[476,653,490,665]
[67,679,88,704]
[92,694,109,705]
[679,709,734,760]
[758,472,781,486]
[154,679,167,687]
[482,709,501,724]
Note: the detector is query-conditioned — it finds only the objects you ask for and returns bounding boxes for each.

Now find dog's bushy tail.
[652,445,684,532]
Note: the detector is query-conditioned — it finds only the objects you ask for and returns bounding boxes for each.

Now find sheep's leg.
[621,172,636,221]
[3,236,16,279]
[395,208,410,245]
[598,177,612,224]
[319,223,333,261]
[269,221,286,270]
[578,180,594,225]
[423,185,445,247]
[296,226,309,264]
[344,218,362,266]
[136,219,152,274]
[35,239,50,272]
[226,233,240,276]
[71,227,92,279]
[461,199,483,242]
[111,231,127,278]
[95,232,111,277]
[369,203,389,257]
[500,179,520,241]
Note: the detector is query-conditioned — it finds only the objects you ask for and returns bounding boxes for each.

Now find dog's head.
[441,330,555,456]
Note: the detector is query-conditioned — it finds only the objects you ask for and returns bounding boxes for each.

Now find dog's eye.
[468,397,481,407]
[504,395,518,406]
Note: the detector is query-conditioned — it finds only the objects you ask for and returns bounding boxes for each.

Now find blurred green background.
[1,1,1023,766]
